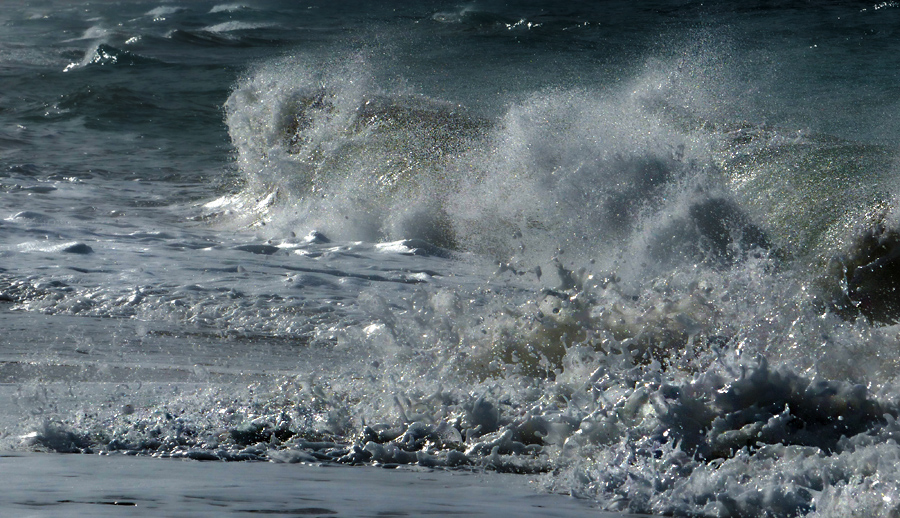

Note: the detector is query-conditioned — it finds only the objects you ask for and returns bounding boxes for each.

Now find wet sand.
[0,452,652,517]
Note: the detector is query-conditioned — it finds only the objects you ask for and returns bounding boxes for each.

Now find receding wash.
[3,1,900,516]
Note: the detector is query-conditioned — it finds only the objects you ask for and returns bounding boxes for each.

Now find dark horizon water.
[4,1,900,516]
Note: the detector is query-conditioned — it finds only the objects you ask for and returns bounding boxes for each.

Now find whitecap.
[7,210,52,222]
[145,6,185,18]
[201,21,274,33]
[17,241,93,254]
[64,25,108,42]
[209,4,250,14]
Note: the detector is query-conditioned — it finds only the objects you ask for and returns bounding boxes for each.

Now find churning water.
[4,1,900,516]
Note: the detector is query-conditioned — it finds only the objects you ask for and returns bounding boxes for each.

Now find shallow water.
[4,1,900,516]
[0,452,617,517]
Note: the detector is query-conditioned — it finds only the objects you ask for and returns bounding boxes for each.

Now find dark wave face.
[5,1,900,517]
[828,223,900,323]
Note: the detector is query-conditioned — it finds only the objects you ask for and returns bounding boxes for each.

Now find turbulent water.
[4,1,900,516]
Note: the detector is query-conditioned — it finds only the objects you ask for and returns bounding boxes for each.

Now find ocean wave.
[145,6,186,18]
[223,47,900,321]
[8,3,900,517]
[209,3,252,14]
[200,21,276,33]
[63,43,162,72]
[166,28,254,47]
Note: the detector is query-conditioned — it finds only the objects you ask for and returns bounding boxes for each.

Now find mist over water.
[4,1,900,516]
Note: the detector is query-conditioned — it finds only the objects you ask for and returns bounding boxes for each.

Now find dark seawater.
[4,1,900,516]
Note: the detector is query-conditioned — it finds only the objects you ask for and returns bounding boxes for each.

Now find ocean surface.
[3,0,900,516]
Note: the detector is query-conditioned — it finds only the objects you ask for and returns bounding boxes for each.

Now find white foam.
[201,21,274,33]
[145,6,184,18]
[209,3,250,14]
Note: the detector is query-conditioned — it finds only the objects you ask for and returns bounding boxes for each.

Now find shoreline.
[0,452,648,517]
